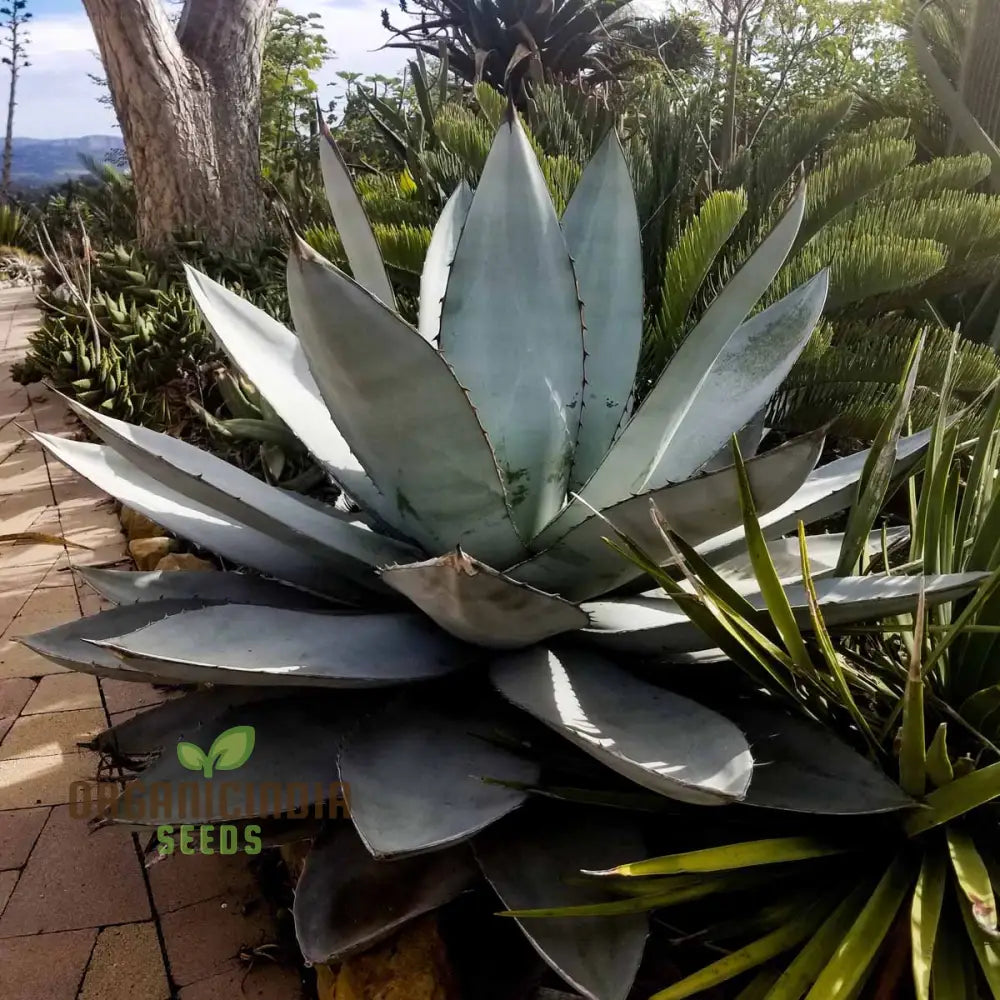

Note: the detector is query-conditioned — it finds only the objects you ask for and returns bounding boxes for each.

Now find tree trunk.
[718,8,742,169]
[1,14,21,198]
[2,63,16,197]
[81,0,276,249]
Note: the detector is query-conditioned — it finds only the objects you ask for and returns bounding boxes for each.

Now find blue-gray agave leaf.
[286,238,525,566]
[438,110,585,539]
[561,130,643,490]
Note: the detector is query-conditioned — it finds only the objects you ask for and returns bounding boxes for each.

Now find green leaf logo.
[176,725,256,778]
[176,741,207,773]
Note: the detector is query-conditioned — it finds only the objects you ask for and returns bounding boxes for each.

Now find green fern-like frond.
[355,175,432,227]
[374,223,433,274]
[422,148,476,192]
[627,82,712,322]
[860,255,1000,313]
[848,192,1000,262]
[303,223,432,277]
[849,87,952,160]
[773,231,947,309]
[721,95,853,223]
[770,317,1000,437]
[827,117,911,155]
[544,156,583,216]
[871,153,992,200]
[526,83,612,163]
[646,189,748,369]
[771,383,946,440]
[473,82,506,129]
[433,105,493,177]
[796,138,916,248]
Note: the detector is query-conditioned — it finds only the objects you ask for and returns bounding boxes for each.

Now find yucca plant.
[21,111,989,999]
[0,200,28,247]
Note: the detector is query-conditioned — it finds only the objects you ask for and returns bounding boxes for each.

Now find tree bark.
[1,12,24,198]
[961,0,1000,144]
[718,7,742,169]
[2,62,17,196]
[81,0,276,249]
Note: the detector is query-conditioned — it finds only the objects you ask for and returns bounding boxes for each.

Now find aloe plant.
[23,109,989,999]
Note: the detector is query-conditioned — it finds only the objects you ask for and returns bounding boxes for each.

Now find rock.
[120,507,164,540]
[154,552,215,573]
[318,916,458,1000]
[128,537,176,571]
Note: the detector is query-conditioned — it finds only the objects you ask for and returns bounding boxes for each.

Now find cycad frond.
[841,192,1000,263]
[627,82,712,319]
[473,82,506,129]
[544,156,583,215]
[433,106,494,177]
[303,223,432,277]
[870,153,991,199]
[827,117,912,155]
[849,87,951,159]
[771,383,946,440]
[797,138,916,248]
[422,148,475,192]
[860,255,1000,313]
[526,83,613,162]
[770,317,1000,437]
[721,95,853,223]
[355,175,431,227]
[773,231,947,309]
[646,189,747,370]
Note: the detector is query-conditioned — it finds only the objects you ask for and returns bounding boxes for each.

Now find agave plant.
[22,110,988,999]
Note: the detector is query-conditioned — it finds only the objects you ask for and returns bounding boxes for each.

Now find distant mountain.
[8,135,124,188]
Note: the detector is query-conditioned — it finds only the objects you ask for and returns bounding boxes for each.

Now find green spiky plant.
[190,366,328,494]
[504,340,1000,998]
[379,0,705,101]
[20,110,989,999]
[13,241,287,428]
[343,77,1000,439]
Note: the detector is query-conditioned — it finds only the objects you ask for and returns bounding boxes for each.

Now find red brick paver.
[0,288,303,998]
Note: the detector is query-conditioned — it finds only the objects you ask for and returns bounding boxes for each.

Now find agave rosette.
[24,110,987,998]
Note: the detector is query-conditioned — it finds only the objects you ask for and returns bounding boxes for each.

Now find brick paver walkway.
[0,288,303,999]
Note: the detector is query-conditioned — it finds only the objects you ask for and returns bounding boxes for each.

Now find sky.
[20,0,405,139]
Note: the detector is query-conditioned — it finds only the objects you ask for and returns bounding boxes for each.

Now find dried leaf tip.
[502,97,519,128]
[290,232,322,263]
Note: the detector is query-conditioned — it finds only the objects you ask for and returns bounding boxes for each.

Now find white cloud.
[16,1,404,140]
[18,13,118,138]
[284,0,407,97]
